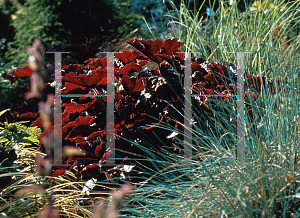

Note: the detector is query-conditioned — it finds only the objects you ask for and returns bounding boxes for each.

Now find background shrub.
[3,0,143,68]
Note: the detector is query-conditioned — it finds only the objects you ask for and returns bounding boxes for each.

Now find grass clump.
[122,0,300,217]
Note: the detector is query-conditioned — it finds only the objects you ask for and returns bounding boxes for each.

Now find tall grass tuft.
[122,0,300,217]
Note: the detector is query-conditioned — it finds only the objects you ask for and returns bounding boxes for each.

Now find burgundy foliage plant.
[6,38,299,185]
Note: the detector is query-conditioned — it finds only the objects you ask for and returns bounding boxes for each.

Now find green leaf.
[0,137,10,144]
[0,121,41,146]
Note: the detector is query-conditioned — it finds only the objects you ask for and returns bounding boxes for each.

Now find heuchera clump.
[5,38,299,183]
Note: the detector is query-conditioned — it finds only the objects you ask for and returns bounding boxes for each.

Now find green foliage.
[0,111,17,190]
[0,74,31,112]
[0,119,41,146]
[4,0,144,68]
[165,0,300,68]
[130,0,174,39]
[0,0,16,69]
[55,0,142,46]
[5,0,63,68]
[0,147,17,190]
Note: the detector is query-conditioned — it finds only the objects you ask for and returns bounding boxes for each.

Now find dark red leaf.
[156,53,182,73]
[62,69,107,90]
[95,142,104,158]
[30,117,43,128]
[85,57,107,69]
[62,121,76,135]
[61,111,70,124]
[117,62,139,77]
[78,163,98,173]
[204,73,218,85]
[46,169,66,183]
[71,136,87,147]
[127,39,163,64]
[74,115,95,126]
[5,65,33,84]
[203,88,213,95]
[115,51,144,64]
[63,102,91,114]
[192,62,207,73]
[62,82,88,94]
[163,38,185,55]
[106,168,120,173]
[208,62,228,77]
[63,115,95,136]
[87,130,105,141]
[62,64,85,74]
[121,76,145,94]
[18,112,38,119]
[137,59,150,67]
[52,169,66,177]
[127,38,184,64]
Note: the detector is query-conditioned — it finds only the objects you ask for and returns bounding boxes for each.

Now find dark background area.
[0,0,256,68]
[0,0,262,112]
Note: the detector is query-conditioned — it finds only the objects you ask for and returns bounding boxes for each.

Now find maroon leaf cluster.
[6,38,299,183]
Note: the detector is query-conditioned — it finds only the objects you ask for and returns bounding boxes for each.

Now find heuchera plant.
[5,38,299,183]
